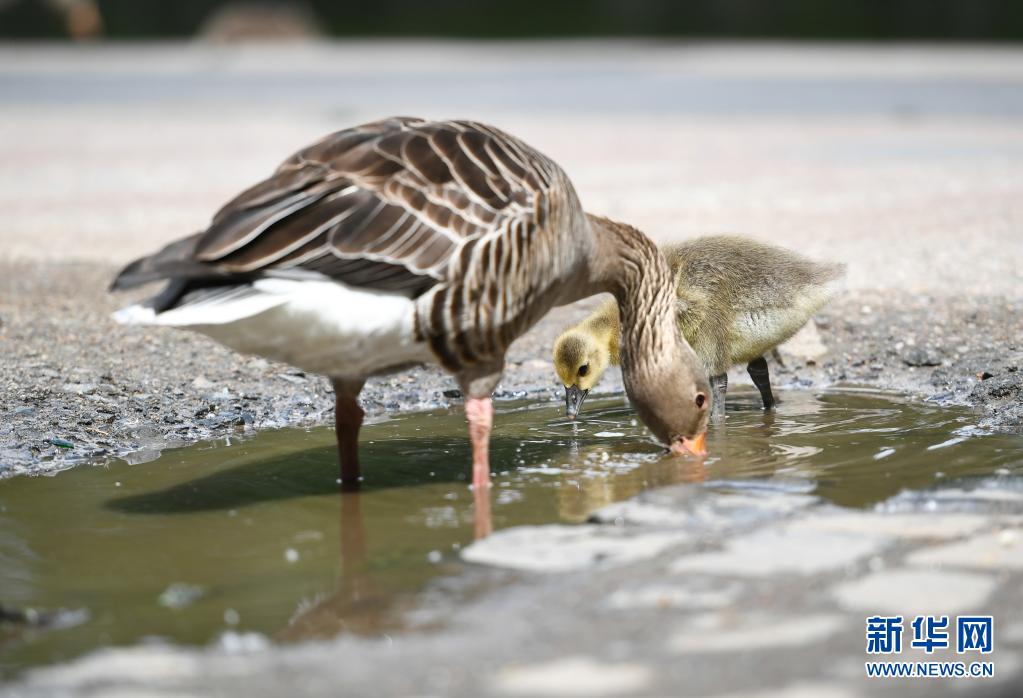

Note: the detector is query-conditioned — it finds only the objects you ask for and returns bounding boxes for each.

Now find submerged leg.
[747,356,776,409]
[465,396,493,491]
[458,364,503,491]
[473,481,493,539]
[458,364,503,539]
[332,377,366,490]
[709,373,728,420]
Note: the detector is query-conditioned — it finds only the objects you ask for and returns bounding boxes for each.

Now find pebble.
[158,583,205,609]
[61,382,97,395]
[218,631,270,654]
[903,348,942,367]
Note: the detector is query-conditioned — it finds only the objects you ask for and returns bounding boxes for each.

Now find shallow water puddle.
[1,388,1021,674]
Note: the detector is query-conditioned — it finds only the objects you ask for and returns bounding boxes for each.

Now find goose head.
[553,328,612,419]
[621,333,711,457]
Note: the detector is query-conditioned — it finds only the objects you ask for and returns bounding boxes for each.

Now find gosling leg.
[747,356,776,410]
[709,373,728,420]
[332,377,366,491]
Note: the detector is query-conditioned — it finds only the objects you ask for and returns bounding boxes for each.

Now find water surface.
[1,388,1021,674]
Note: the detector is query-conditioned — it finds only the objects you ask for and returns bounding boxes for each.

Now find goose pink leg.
[466,396,494,539]
[465,396,493,491]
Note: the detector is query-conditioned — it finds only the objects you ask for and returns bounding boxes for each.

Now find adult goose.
[554,229,843,419]
[111,117,711,493]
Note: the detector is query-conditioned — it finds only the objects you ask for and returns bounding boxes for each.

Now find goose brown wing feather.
[112,117,558,299]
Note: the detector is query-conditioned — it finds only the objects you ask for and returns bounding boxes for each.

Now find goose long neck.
[586,214,677,368]
[584,299,622,366]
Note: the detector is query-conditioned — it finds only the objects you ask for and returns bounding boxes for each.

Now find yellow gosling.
[553,230,844,418]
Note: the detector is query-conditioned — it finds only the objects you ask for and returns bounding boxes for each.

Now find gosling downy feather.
[112,118,712,503]
[553,227,843,417]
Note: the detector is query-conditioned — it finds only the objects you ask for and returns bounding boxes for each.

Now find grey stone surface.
[906,528,1023,571]
[592,488,817,531]
[802,513,989,540]
[603,580,743,611]
[1004,622,1023,644]
[832,569,998,615]
[491,656,652,696]
[670,613,846,653]
[713,682,865,698]
[461,524,689,573]
[21,647,202,687]
[670,525,887,576]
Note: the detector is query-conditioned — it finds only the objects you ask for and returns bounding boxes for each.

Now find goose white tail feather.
[112,304,157,325]
[114,279,434,377]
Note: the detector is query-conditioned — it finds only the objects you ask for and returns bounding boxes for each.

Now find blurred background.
[2,0,1023,41]
[1,1,1022,296]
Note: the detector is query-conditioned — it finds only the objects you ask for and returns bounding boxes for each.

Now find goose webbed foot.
[747,356,776,410]
[332,377,366,491]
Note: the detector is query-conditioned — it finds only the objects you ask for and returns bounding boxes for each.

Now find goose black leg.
[747,356,776,409]
[709,373,728,420]
[332,377,366,491]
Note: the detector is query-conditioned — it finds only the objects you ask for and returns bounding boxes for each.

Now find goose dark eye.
[695,393,707,409]
[578,364,589,377]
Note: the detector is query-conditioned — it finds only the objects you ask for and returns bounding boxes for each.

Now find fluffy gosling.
[553,233,843,418]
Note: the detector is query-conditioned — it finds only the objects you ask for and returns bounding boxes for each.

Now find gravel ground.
[1,42,1022,696]
[1,263,1020,477]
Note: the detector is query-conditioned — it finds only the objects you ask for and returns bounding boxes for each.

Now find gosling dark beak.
[565,385,589,420]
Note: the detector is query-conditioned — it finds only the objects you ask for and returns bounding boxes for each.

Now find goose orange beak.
[671,431,707,458]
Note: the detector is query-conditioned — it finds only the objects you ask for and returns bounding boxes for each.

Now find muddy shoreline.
[1,259,1019,479]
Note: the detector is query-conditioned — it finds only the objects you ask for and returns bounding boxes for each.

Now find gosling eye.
[578,364,589,377]
[695,392,707,409]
